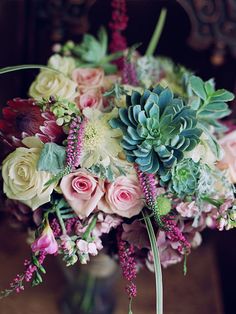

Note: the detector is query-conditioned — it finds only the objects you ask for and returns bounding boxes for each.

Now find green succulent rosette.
[110,85,202,179]
[171,158,200,197]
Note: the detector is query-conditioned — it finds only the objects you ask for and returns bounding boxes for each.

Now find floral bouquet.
[0,5,236,314]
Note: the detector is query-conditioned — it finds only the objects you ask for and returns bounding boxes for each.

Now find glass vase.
[60,253,118,314]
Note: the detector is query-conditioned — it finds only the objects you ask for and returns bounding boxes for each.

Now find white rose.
[2,137,55,210]
[29,70,77,100]
[48,54,76,76]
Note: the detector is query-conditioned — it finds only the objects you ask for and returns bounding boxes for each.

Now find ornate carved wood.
[177,0,236,65]
[37,0,96,42]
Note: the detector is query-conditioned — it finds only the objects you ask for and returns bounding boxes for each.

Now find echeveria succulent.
[110,86,202,178]
[171,158,200,197]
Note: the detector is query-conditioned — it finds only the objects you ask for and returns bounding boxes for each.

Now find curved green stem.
[145,8,167,57]
[142,210,163,314]
[0,64,62,75]
[82,215,98,241]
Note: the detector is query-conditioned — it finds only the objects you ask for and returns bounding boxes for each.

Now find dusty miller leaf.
[37,143,66,175]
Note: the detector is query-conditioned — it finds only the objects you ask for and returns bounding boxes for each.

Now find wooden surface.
[0,222,223,314]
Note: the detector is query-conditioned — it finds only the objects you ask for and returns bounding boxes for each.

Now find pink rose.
[218,130,236,183]
[31,223,58,255]
[60,169,104,218]
[75,88,103,111]
[99,175,144,218]
[72,68,104,92]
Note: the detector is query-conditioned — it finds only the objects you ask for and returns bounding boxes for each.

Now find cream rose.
[99,175,144,218]
[218,130,236,183]
[48,54,76,76]
[60,169,104,218]
[29,70,77,100]
[2,138,55,210]
[72,68,104,92]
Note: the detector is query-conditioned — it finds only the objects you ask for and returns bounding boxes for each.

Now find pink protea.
[0,98,64,147]
[32,223,58,255]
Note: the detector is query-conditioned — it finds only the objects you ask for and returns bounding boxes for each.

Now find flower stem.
[55,206,67,235]
[81,273,95,312]
[145,8,167,57]
[82,215,98,241]
[142,210,163,314]
[128,298,133,314]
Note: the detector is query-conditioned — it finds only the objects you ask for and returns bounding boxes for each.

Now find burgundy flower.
[0,98,64,147]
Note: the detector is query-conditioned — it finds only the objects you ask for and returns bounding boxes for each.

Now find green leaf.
[189,96,201,110]
[98,26,108,57]
[210,89,234,102]
[37,143,66,175]
[189,76,207,100]
[102,63,117,74]
[198,122,223,160]
[204,80,215,95]
[142,210,163,314]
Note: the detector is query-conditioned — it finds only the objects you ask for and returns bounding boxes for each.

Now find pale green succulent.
[59,28,122,74]
[171,158,200,197]
[110,85,202,179]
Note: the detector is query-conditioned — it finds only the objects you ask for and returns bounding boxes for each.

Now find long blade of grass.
[0,64,61,75]
[142,210,163,314]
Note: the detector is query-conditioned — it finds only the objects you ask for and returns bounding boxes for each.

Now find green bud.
[155,195,171,216]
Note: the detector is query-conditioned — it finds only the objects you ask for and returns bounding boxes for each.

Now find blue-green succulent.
[171,158,200,197]
[109,86,202,178]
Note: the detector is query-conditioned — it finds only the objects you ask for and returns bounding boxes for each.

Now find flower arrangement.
[0,3,236,314]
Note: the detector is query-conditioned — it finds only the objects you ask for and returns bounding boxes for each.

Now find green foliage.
[60,28,123,74]
[171,158,200,198]
[37,97,80,126]
[103,83,128,99]
[37,143,66,175]
[89,163,126,182]
[89,164,115,182]
[189,75,234,131]
[110,86,202,178]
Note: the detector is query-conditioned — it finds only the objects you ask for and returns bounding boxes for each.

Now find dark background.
[0,1,236,313]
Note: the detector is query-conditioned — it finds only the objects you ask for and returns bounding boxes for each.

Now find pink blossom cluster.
[163,216,191,254]
[122,60,139,86]
[8,251,46,294]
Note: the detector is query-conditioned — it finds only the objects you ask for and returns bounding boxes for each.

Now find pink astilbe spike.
[66,116,87,170]
[118,238,137,299]
[135,164,191,253]
[109,0,128,69]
